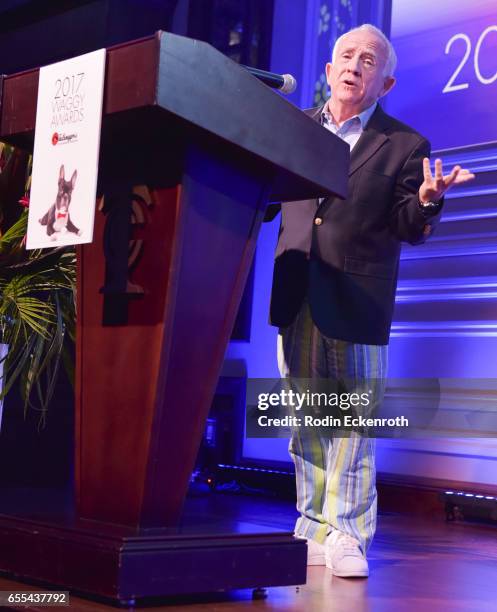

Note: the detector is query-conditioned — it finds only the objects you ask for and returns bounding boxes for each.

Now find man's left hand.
[419,157,475,203]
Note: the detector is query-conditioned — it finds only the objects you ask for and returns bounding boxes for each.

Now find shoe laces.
[334,532,362,557]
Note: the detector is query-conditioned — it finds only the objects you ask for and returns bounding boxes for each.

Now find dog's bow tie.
[57,212,67,219]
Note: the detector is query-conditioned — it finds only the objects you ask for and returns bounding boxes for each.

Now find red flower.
[52,132,59,146]
[19,195,30,208]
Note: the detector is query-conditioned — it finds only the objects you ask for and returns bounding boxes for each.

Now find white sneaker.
[325,530,369,577]
[295,536,326,565]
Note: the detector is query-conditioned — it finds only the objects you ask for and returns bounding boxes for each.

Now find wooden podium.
[0,32,349,604]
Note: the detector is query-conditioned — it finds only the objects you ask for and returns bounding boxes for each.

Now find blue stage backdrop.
[388,0,497,150]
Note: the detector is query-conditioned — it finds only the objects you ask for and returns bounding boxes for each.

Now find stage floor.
[1,490,496,611]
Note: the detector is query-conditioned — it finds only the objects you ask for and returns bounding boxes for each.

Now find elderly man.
[267,24,474,577]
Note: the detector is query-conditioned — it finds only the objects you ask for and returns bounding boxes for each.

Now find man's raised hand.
[419,157,475,203]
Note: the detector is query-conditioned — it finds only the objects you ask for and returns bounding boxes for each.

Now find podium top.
[0,31,349,202]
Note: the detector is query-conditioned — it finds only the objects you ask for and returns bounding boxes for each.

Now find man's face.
[326,30,395,113]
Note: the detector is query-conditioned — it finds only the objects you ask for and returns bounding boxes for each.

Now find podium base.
[0,506,306,605]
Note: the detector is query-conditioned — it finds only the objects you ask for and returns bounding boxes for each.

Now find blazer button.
[314,217,323,226]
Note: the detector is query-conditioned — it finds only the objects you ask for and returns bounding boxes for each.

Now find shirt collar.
[321,101,377,130]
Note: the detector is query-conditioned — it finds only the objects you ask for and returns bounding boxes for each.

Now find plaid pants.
[277,300,388,553]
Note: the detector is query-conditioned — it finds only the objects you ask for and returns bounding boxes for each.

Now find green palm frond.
[0,210,28,253]
[0,197,76,423]
[0,144,79,425]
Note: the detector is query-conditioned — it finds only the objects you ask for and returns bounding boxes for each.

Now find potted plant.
[0,144,76,429]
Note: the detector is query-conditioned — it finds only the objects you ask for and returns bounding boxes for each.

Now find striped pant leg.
[278,302,388,550]
[277,301,332,545]
[321,338,388,553]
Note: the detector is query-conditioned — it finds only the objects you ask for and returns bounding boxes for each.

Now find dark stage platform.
[1,488,497,610]
[0,487,306,605]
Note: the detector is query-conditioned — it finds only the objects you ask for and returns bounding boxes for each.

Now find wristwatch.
[419,200,440,210]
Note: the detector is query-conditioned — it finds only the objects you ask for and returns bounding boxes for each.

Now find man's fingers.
[447,167,475,186]
[444,165,461,187]
[421,157,475,198]
[434,158,444,185]
[422,157,432,180]
[453,172,475,184]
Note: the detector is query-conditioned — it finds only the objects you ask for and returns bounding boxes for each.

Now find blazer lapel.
[308,103,391,213]
[348,105,390,176]
[307,103,391,177]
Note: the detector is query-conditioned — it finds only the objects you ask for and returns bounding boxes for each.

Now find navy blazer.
[267,103,442,345]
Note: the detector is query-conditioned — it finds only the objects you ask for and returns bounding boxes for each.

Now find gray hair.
[331,24,397,77]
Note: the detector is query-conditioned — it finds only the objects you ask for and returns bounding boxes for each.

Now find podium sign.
[26,49,105,250]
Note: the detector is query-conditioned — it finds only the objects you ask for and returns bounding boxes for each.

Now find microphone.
[242,66,297,95]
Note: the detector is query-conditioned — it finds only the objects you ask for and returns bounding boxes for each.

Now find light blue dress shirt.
[321,101,377,151]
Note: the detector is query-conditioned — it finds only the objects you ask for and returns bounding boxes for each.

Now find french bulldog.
[39,165,81,240]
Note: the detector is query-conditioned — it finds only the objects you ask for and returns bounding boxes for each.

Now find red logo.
[52,132,59,146]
